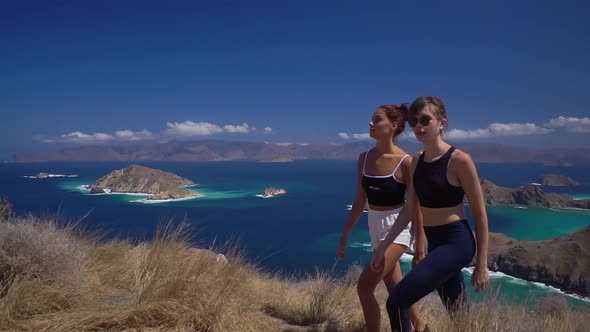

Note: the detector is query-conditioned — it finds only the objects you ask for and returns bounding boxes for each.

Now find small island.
[256,187,286,198]
[486,226,590,296]
[25,172,78,179]
[480,178,589,209]
[536,174,580,186]
[87,165,200,201]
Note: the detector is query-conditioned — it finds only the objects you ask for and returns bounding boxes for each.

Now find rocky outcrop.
[89,165,199,200]
[258,187,286,198]
[480,179,589,209]
[537,174,580,186]
[487,227,590,296]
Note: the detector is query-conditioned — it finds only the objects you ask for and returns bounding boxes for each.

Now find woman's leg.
[357,243,406,332]
[436,220,475,314]
[383,261,426,332]
[385,242,470,332]
[436,271,467,312]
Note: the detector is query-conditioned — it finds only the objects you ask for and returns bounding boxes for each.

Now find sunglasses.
[408,115,435,128]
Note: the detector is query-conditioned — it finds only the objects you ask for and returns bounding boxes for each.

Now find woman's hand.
[471,265,490,292]
[336,239,347,260]
[412,251,425,268]
[370,246,386,273]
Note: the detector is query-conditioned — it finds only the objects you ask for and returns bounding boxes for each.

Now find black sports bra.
[361,152,409,207]
[413,146,465,208]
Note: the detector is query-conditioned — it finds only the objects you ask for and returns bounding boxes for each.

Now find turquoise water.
[485,205,590,240]
[3,161,590,309]
[572,193,590,200]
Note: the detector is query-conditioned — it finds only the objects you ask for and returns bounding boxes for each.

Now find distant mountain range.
[12,140,590,165]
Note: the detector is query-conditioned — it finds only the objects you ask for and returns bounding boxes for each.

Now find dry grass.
[0,196,13,219]
[0,214,588,331]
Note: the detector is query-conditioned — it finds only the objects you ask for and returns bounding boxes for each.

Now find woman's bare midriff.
[420,203,465,226]
[369,203,404,211]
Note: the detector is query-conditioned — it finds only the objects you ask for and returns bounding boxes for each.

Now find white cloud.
[445,122,552,140]
[164,121,258,137]
[335,132,370,140]
[34,131,115,144]
[164,121,223,137]
[445,128,492,140]
[488,123,552,136]
[545,116,590,133]
[338,132,350,139]
[223,123,252,133]
[352,133,371,140]
[34,130,156,144]
[114,129,154,141]
[35,120,271,145]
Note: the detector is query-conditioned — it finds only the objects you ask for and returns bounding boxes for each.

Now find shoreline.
[351,241,590,303]
[78,184,202,203]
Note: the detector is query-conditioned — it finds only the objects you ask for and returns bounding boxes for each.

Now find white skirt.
[367,206,415,252]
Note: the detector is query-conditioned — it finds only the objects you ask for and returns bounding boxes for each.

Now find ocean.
[1,161,589,308]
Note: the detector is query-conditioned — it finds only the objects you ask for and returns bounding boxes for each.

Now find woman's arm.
[455,151,489,292]
[403,156,425,266]
[337,153,368,260]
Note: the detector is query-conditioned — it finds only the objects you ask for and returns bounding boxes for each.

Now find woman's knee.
[356,279,377,298]
[356,271,379,298]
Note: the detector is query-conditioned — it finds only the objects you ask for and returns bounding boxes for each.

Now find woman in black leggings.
[370,96,489,332]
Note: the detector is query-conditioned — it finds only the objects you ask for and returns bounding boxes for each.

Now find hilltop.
[480,178,590,209]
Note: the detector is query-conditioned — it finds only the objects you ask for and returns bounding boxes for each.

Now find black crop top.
[361,152,409,207]
[413,146,465,208]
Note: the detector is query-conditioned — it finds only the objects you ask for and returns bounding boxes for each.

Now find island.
[486,226,590,296]
[480,178,590,209]
[25,172,78,179]
[88,165,200,201]
[536,174,580,186]
[256,187,287,198]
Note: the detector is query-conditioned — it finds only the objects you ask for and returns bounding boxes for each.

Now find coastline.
[78,184,202,203]
[351,240,590,303]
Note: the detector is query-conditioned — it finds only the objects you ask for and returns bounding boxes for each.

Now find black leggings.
[386,219,476,332]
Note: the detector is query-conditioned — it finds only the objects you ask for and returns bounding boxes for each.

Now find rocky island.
[25,172,78,179]
[256,187,286,198]
[480,179,590,209]
[536,174,580,186]
[88,165,200,201]
[487,226,590,296]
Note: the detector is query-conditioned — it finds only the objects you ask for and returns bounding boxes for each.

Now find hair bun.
[399,103,409,120]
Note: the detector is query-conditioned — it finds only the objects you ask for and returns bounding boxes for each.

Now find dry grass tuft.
[0,196,12,219]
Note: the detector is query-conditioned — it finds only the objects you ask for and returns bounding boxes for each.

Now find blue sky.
[1,0,589,158]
